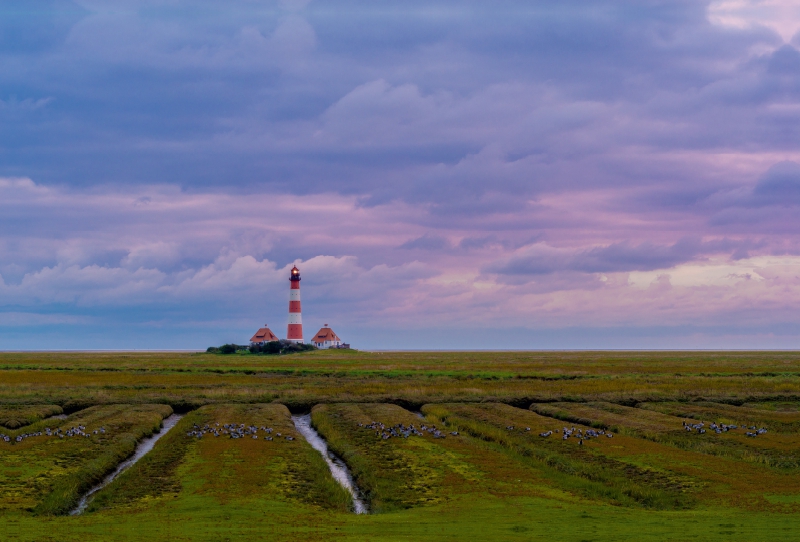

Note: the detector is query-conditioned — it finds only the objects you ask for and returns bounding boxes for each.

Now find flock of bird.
[1,425,106,444]
[682,420,767,437]
[186,422,295,441]
[357,421,457,440]
[356,420,617,446]
[0,416,773,449]
[537,426,613,445]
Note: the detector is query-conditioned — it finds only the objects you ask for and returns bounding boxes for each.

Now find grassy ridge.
[425,402,800,511]
[0,404,63,429]
[422,402,695,510]
[3,350,800,376]
[87,404,352,514]
[1,368,800,410]
[311,402,596,515]
[640,401,800,432]
[529,401,684,435]
[84,408,204,512]
[0,404,172,515]
[310,403,445,512]
[531,401,800,469]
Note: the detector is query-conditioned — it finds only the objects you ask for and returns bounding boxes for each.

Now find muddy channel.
[292,414,368,514]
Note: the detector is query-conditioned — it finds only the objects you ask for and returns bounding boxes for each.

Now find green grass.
[0,404,172,515]
[423,402,696,510]
[639,401,800,432]
[529,401,686,435]
[4,495,800,541]
[310,403,451,512]
[531,401,800,469]
[87,404,352,515]
[1,360,799,410]
[0,404,63,429]
[3,350,800,376]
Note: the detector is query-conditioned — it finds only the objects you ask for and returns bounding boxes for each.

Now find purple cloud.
[400,234,450,251]
[752,161,800,205]
[493,239,758,277]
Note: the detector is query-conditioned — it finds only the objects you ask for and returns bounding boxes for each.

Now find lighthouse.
[287,265,303,343]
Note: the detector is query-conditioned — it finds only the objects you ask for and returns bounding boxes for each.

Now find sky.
[2,0,800,350]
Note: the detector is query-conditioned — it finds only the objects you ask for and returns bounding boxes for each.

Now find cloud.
[705,161,800,230]
[494,239,754,277]
[458,236,508,250]
[279,0,312,12]
[752,161,800,204]
[0,179,438,320]
[7,264,167,306]
[0,97,54,112]
[0,0,88,53]
[400,234,450,250]
[766,44,800,74]
[708,0,800,42]
[0,312,92,326]
[1,0,781,201]
[269,16,317,59]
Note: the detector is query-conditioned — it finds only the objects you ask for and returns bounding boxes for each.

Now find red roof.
[312,327,341,342]
[250,327,279,343]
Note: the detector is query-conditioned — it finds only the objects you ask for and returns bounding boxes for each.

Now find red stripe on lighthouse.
[287,266,303,342]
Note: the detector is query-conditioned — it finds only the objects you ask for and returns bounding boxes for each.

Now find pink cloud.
[2,177,800,340]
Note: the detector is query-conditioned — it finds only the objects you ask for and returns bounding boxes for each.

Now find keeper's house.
[250,326,279,344]
[312,325,345,348]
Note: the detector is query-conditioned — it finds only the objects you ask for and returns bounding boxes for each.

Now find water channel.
[291,414,368,514]
[70,413,184,515]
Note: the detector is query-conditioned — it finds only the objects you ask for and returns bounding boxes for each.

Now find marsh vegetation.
[1,351,799,540]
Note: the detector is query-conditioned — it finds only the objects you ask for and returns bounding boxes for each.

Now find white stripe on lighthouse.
[288,313,303,324]
[289,290,301,301]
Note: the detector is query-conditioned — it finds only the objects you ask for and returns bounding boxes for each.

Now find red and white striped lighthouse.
[287,265,303,343]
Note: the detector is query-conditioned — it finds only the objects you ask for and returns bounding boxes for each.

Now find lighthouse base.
[287,322,303,343]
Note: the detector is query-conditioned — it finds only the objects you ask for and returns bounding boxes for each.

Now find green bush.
[248,340,317,355]
[207,344,247,355]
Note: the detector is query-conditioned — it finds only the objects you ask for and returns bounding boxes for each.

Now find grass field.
[531,401,800,468]
[0,404,171,516]
[86,403,352,515]
[1,350,799,540]
[0,404,62,429]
